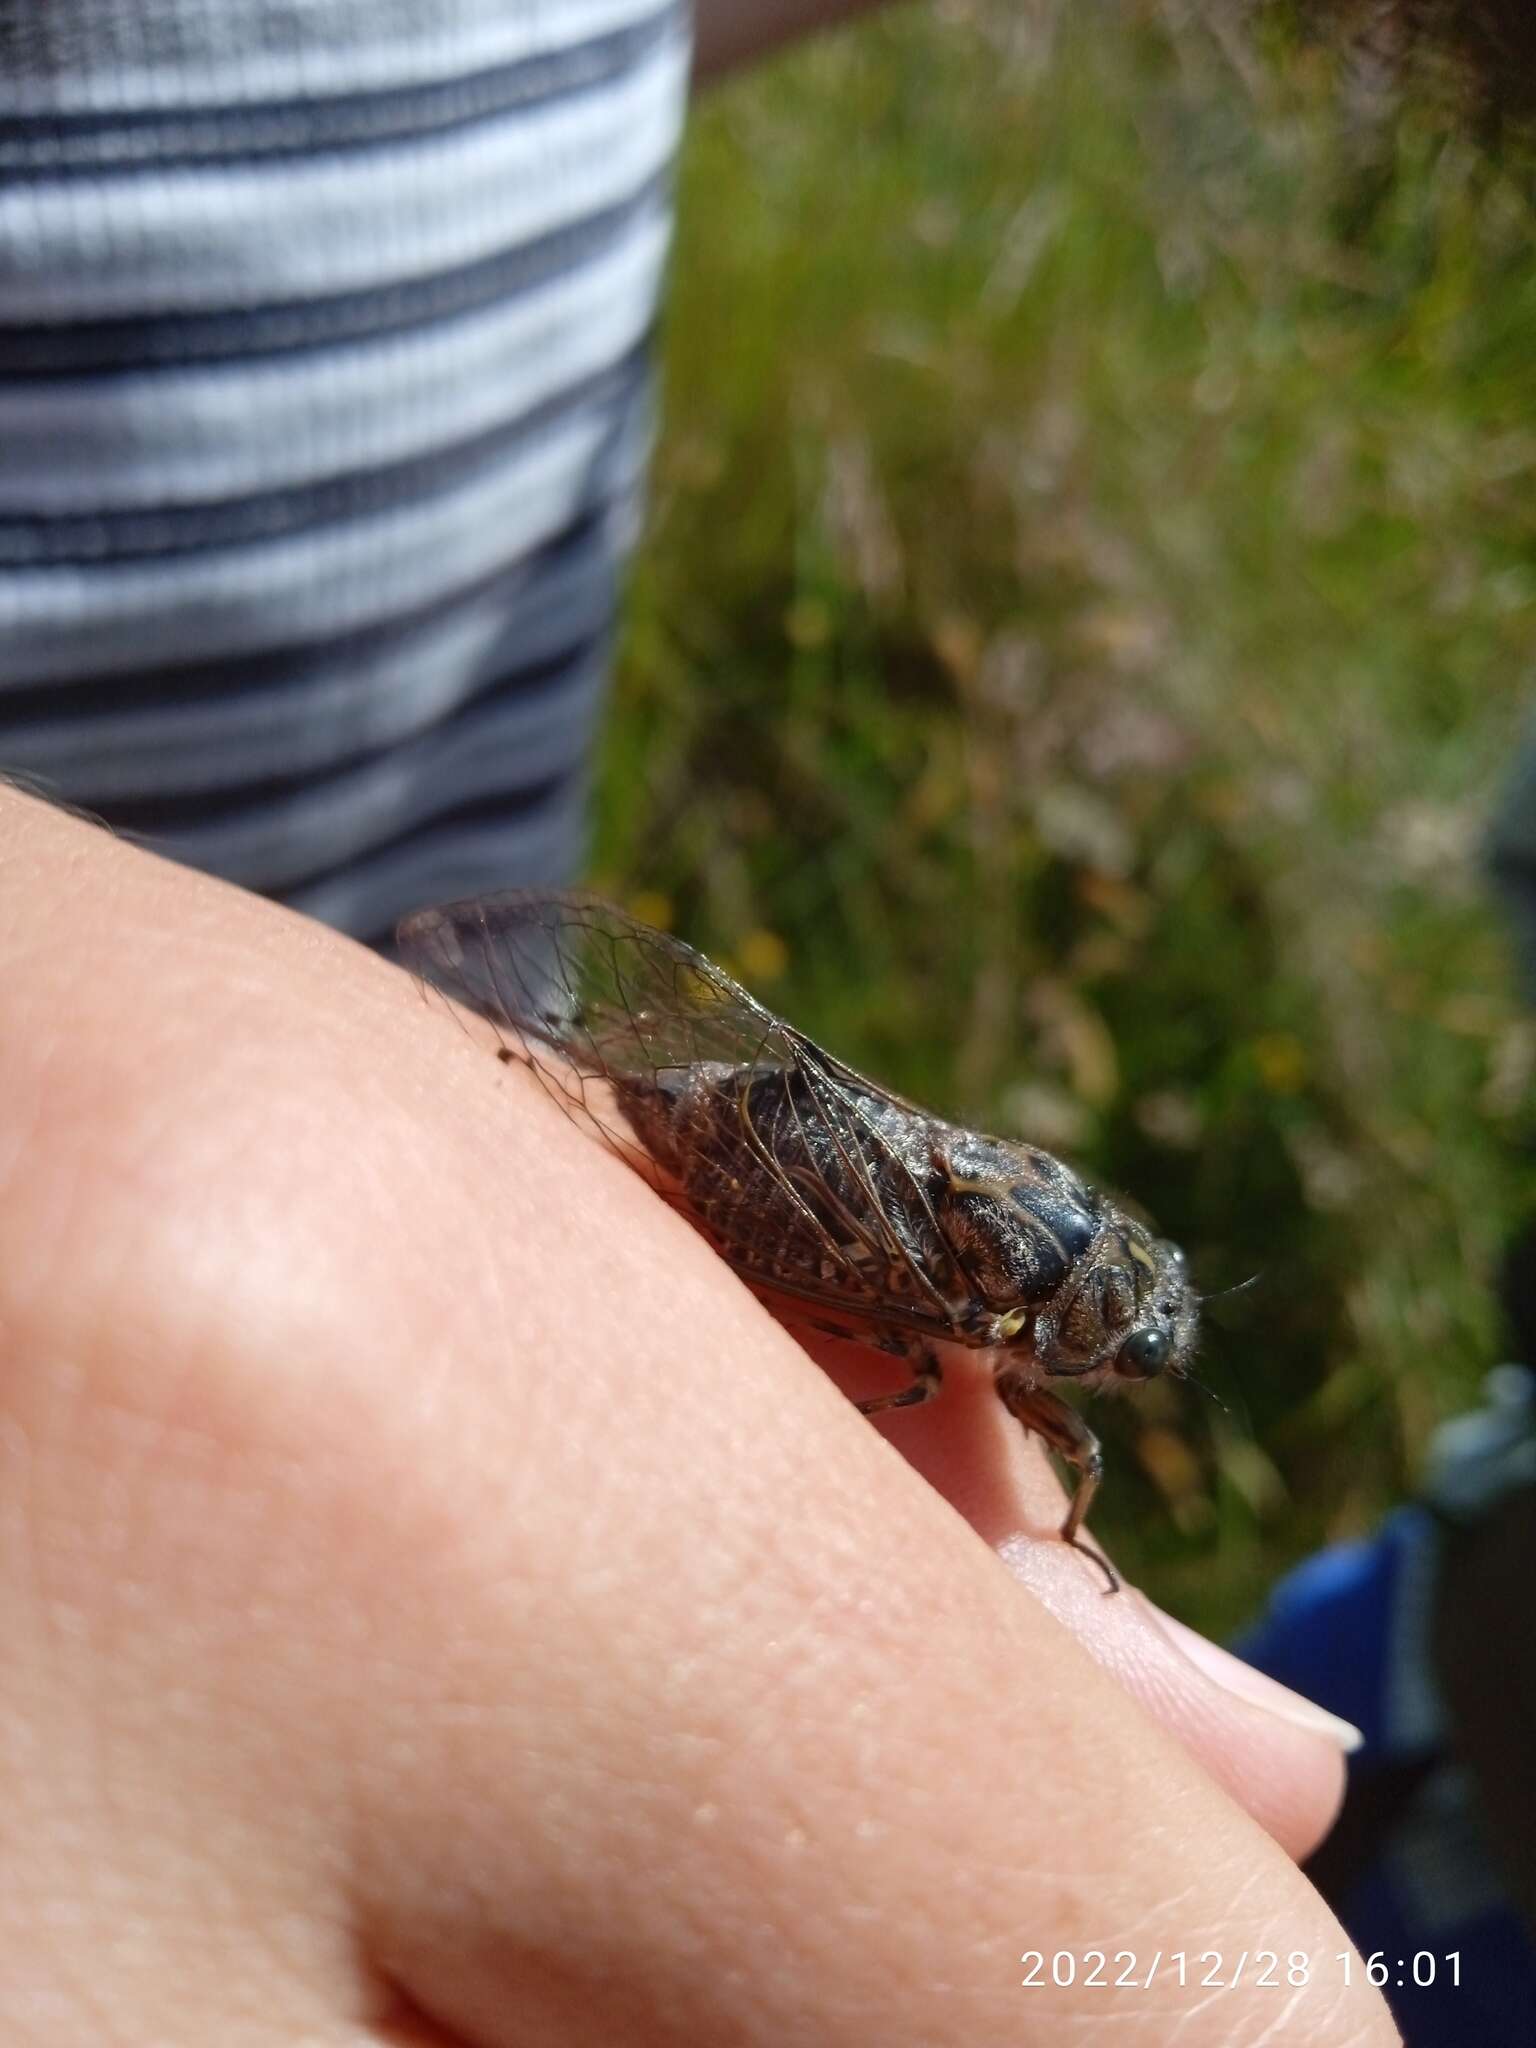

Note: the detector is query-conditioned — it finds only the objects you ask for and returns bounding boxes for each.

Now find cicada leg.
[994,1374,1118,1594]
[855,1339,943,1416]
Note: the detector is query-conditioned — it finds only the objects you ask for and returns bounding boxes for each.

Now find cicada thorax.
[924,1132,1188,1379]
[925,1131,1102,1315]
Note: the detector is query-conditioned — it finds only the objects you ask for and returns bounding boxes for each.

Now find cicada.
[398,891,1200,1590]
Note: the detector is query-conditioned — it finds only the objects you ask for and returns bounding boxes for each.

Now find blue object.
[1237,1376,1536,2046]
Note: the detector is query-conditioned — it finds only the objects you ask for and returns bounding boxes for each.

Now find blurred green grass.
[594,0,1536,1634]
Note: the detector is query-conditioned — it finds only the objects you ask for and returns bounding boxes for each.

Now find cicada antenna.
[1180,1369,1229,1414]
[1196,1271,1263,1307]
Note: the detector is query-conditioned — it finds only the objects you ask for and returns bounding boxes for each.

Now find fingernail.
[1153,1608,1365,1754]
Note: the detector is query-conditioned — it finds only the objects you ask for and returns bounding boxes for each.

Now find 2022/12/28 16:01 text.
[1019,1950,1463,1989]
[398,889,1203,1590]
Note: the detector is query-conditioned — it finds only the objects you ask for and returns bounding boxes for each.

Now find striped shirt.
[0,1,690,941]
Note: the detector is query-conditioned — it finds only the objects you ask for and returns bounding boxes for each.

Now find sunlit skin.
[0,786,1394,2047]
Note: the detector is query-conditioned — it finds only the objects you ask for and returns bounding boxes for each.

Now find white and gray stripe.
[1,1,676,113]
[0,496,632,792]
[0,197,671,511]
[0,7,682,173]
[0,358,652,669]
[0,0,688,935]
[0,24,688,320]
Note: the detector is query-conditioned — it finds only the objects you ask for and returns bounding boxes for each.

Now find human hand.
[0,787,1395,2045]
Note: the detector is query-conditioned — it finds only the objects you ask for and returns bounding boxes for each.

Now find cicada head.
[1033,1210,1199,1392]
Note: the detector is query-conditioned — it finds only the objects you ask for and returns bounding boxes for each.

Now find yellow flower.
[738,928,790,983]
[1252,1031,1308,1094]
[784,597,832,649]
[627,889,674,932]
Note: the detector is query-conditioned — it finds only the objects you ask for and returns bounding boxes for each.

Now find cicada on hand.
[397,890,1200,1591]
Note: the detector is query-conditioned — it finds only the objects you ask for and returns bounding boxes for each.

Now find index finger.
[814,1334,1359,1860]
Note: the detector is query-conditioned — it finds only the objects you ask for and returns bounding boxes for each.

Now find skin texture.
[0,788,1397,2046]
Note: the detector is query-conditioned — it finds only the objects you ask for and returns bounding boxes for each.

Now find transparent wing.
[397,890,971,1328]
[398,889,790,1152]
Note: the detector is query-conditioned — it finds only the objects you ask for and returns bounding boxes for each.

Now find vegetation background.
[594,0,1536,1636]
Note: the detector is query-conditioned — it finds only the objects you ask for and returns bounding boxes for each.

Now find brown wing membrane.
[397,891,970,1330]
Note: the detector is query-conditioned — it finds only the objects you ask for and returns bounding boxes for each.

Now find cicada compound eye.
[1116,1326,1170,1380]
